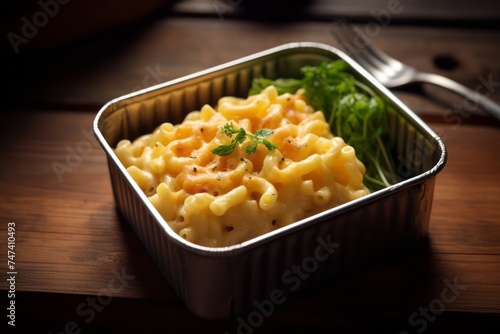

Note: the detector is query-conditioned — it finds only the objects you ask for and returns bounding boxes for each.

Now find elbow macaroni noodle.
[114,86,370,247]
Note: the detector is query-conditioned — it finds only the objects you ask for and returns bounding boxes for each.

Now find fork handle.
[415,72,500,122]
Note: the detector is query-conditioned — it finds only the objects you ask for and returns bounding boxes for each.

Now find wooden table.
[1,1,500,333]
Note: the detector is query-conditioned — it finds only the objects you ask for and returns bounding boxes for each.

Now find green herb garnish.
[248,78,302,96]
[250,60,398,191]
[211,123,277,156]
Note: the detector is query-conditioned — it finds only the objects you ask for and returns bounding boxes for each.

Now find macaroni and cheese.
[114,86,370,247]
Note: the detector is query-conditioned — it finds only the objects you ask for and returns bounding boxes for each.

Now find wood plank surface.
[1,2,500,332]
[0,109,499,333]
[4,18,500,120]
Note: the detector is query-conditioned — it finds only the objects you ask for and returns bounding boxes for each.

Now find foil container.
[93,42,447,320]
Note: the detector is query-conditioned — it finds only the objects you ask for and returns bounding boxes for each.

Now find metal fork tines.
[331,19,500,122]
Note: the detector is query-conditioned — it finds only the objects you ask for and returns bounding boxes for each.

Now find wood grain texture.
[1,3,500,331]
[0,110,499,333]
[4,18,500,120]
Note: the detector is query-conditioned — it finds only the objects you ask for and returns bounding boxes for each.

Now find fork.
[331,20,500,123]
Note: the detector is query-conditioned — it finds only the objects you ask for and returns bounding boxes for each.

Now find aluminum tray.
[93,42,447,320]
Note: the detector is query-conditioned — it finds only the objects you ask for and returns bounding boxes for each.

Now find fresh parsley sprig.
[211,123,277,156]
